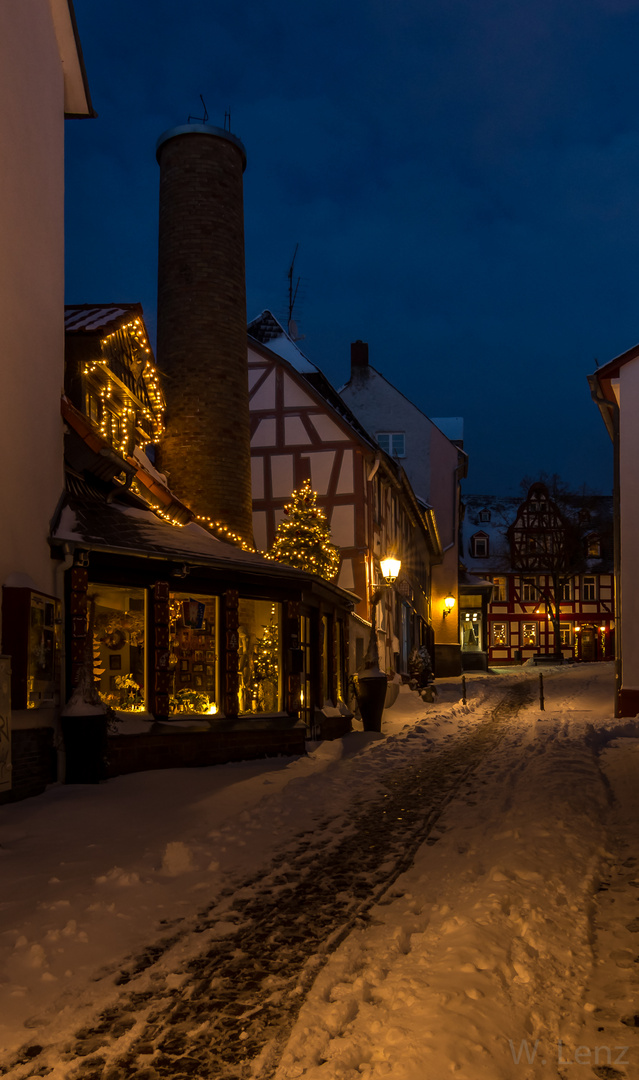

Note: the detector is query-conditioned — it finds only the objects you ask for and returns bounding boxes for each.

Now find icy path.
[276,667,639,1080]
[0,665,637,1079]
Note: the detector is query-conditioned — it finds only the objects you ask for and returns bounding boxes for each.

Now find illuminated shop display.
[1,589,60,710]
[237,600,282,714]
[88,584,146,711]
[168,593,219,714]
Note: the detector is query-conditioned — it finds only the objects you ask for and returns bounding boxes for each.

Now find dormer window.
[471,532,489,557]
[376,432,405,458]
[586,535,601,558]
[479,509,491,522]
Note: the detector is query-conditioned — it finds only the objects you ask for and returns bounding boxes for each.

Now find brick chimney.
[155,124,253,545]
[351,340,369,376]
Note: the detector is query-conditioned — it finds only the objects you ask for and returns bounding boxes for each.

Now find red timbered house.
[461,485,614,666]
[247,312,442,678]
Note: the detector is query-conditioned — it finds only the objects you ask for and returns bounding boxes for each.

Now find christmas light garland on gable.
[83,318,166,455]
[266,479,340,581]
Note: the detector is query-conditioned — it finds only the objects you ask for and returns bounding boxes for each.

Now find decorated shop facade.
[58,304,354,770]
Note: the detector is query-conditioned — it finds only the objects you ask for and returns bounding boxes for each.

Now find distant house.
[247,312,442,680]
[0,1,93,803]
[589,347,639,715]
[462,486,614,667]
[339,342,467,676]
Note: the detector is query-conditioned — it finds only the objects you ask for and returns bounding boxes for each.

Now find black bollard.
[462,674,467,705]
[539,672,545,711]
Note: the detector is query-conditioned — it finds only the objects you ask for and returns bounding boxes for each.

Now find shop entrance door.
[461,609,482,652]
[581,625,596,662]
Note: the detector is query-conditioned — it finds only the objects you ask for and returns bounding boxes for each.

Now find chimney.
[351,340,369,376]
[155,123,253,545]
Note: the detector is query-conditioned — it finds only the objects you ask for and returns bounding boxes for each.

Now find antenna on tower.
[188,95,209,125]
[287,244,301,339]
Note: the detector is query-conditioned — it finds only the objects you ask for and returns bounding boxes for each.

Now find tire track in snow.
[1,682,532,1080]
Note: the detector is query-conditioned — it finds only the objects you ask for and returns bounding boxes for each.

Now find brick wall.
[156,128,253,544]
[0,727,57,804]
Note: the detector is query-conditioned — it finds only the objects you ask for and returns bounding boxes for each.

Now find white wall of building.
[619,359,639,693]
[0,2,67,605]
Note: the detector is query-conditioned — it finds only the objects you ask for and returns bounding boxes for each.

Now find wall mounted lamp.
[380,556,401,584]
[443,594,456,618]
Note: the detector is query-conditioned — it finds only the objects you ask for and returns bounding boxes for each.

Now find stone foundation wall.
[106,723,306,777]
[0,726,57,804]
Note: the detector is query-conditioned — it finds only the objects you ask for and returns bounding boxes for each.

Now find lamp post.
[357,556,401,732]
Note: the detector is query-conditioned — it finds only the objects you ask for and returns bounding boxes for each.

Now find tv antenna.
[287,244,301,339]
[188,95,208,125]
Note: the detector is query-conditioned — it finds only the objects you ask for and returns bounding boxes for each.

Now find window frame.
[376,431,406,458]
[582,576,597,601]
[471,532,489,558]
[492,622,508,647]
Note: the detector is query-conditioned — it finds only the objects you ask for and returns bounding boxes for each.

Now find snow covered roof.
[248,311,318,374]
[51,494,316,579]
[430,417,464,443]
[248,310,379,451]
[65,303,144,334]
[461,493,613,574]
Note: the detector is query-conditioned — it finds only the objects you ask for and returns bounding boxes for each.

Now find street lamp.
[357,556,402,732]
[380,556,401,585]
[443,594,456,618]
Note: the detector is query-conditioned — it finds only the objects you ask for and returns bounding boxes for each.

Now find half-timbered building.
[462,486,614,667]
[247,312,442,679]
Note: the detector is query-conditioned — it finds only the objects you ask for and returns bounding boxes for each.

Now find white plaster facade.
[590,348,639,715]
[0,2,92,738]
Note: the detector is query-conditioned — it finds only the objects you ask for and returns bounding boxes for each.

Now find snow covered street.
[1,664,638,1079]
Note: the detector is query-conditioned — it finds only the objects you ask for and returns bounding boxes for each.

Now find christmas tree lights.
[267,480,340,581]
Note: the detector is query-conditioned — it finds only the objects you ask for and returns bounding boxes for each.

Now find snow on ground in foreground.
[1,664,638,1080]
[275,665,639,1080]
[0,676,490,1052]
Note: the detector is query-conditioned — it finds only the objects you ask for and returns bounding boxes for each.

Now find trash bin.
[62,713,108,783]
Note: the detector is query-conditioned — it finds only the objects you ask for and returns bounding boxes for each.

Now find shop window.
[471,533,489,557]
[168,593,219,714]
[492,576,507,602]
[582,576,597,601]
[559,624,571,647]
[237,599,282,715]
[522,578,536,602]
[492,622,508,646]
[89,584,146,711]
[521,622,537,647]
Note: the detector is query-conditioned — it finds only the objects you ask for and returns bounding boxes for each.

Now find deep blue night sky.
[65,0,639,496]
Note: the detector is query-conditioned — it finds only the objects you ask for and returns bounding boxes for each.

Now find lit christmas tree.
[269,479,340,581]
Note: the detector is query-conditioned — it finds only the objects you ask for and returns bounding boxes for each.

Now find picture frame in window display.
[193,663,204,673]
[109,654,122,670]
[180,660,189,672]
[195,676,203,688]
[206,665,214,677]
[194,651,204,661]
[181,673,191,684]
[206,650,215,661]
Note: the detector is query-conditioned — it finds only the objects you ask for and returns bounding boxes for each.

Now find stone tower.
[155,123,253,545]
